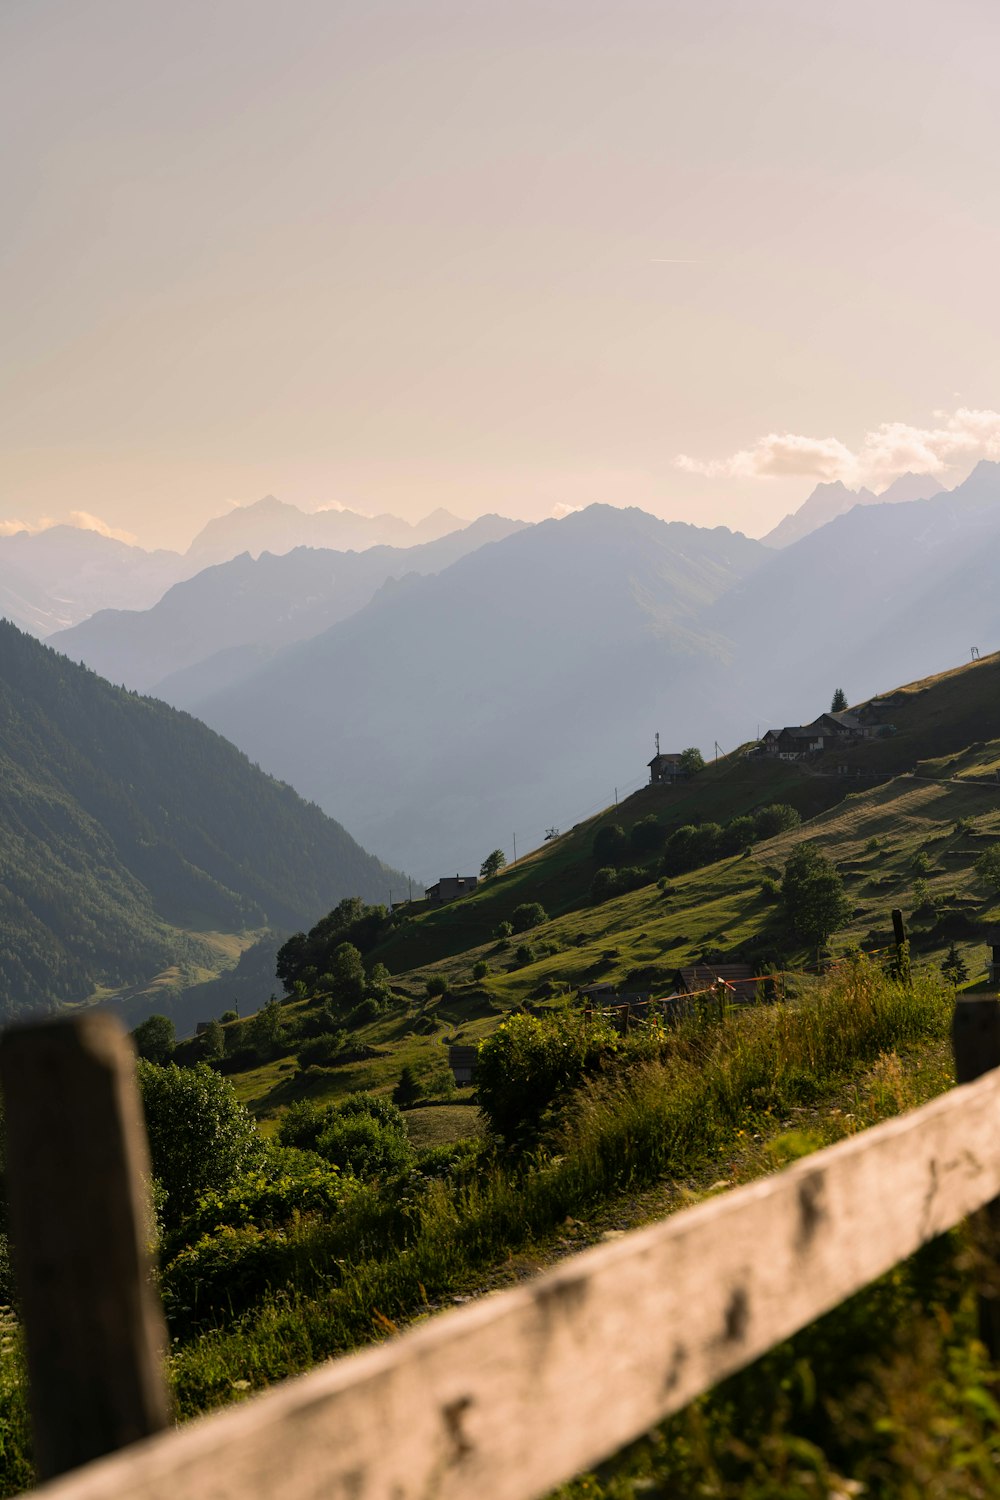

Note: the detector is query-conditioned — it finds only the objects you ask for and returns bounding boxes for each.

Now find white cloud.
[0,516,58,537]
[676,407,1000,488]
[67,511,137,544]
[677,433,855,482]
[551,502,582,519]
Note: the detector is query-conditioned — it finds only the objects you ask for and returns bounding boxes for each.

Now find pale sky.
[4,0,1000,551]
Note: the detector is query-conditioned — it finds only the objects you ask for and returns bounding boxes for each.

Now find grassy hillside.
[195,650,1000,1130]
[0,620,409,1018]
[4,655,1000,1497]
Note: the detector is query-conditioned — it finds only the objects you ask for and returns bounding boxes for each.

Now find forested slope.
[0,621,407,1014]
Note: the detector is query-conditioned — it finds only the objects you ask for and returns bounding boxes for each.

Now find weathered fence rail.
[7,999,1000,1500]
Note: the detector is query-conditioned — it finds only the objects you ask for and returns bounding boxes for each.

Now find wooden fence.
[4,998,1000,1500]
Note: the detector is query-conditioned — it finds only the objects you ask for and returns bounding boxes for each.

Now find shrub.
[393,1065,422,1107]
[590,866,621,903]
[277,1094,413,1179]
[315,1114,414,1179]
[781,844,851,952]
[198,1019,225,1063]
[719,815,757,857]
[975,846,1000,892]
[137,1062,262,1232]
[296,1030,348,1070]
[592,824,628,865]
[175,1162,351,1248]
[131,1014,175,1065]
[425,975,448,999]
[476,1012,621,1145]
[753,803,802,840]
[350,996,384,1026]
[495,921,513,940]
[246,997,285,1058]
[472,960,490,981]
[514,943,535,966]
[662,823,722,876]
[629,815,663,854]
[511,902,547,933]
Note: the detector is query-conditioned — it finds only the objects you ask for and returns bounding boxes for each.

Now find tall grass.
[170,960,955,1414]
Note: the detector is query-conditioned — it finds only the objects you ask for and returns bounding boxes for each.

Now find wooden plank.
[0,1014,171,1480]
[26,1064,1000,1500]
[952,997,1000,1356]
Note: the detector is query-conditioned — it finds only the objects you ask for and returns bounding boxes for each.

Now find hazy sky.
[4,0,1000,550]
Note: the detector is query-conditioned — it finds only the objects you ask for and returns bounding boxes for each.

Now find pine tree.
[941,943,969,988]
[830,688,848,713]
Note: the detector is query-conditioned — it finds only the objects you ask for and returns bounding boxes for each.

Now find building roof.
[811,710,864,731]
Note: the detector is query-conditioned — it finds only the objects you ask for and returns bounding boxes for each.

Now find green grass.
[165,961,955,1415]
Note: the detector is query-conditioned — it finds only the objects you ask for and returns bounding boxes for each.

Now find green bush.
[975,845,1000,891]
[476,1012,621,1145]
[514,943,535,966]
[629,815,663,854]
[425,975,448,999]
[276,1094,414,1179]
[393,1065,422,1107]
[752,803,801,839]
[511,902,547,933]
[138,1062,263,1232]
[592,823,628,865]
[175,1163,352,1248]
[590,866,621,903]
[296,1030,348,1069]
[591,865,649,903]
[472,960,490,981]
[131,1014,175,1064]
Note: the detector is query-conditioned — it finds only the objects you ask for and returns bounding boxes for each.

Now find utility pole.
[614,787,618,808]
[513,833,517,865]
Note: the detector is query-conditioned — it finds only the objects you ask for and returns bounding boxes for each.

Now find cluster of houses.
[750,698,898,762]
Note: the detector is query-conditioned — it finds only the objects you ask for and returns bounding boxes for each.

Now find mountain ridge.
[0,620,411,1019]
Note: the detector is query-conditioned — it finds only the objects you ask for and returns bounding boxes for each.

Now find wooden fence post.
[0,1012,171,1480]
[951,996,1000,1358]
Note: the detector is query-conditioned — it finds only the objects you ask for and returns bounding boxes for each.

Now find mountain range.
[50,515,526,701]
[0,498,471,637]
[135,463,1000,879]
[27,460,1000,888]
[183,507,766,876]
[184,495,468,567]
[714,460,1000,727]
[0,621,408,1021]
[761,472,945,549]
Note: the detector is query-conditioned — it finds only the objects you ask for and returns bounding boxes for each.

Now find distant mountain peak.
[761,481,875,549]
[185,495,469,564]
[876,472,945,505]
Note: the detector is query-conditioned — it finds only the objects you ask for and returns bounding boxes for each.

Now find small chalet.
[673,963,759,1005]
[448,1044,479,1086]
[426,874,479,905]
[648,752,689,785]
[758,711,873,760]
